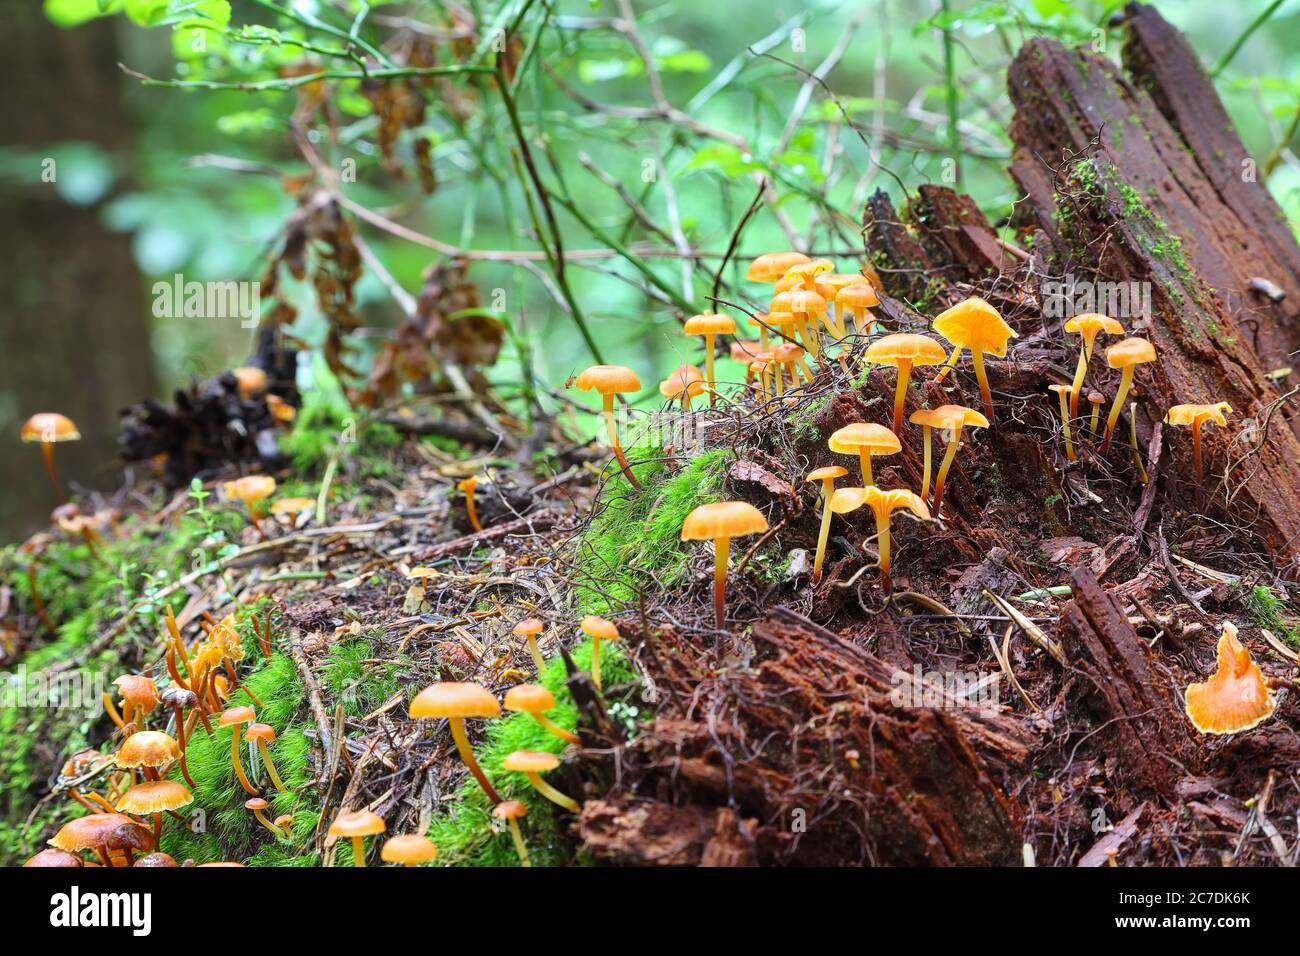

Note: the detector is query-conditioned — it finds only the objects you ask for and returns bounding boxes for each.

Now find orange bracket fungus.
[328,809,386,867]
[805,465,848,584]
[1184,622,1276,735]
[922,404,989,516]
[410,682,502,804]
[502,750,580,812]
[493,800,531,866]
[382,834,438,867]
[218,706,259,796]
[680,501,770,628]
[116,779,192,845]
[1047,384,1076,462]
[505,683,580,745]
[865,333,947,433]
[580,614,621,692]
[931,297,1017,422]
[245,722,287,793]
[683,313,736,405]
[458,475,483,533]
[574,364,643,489]
[21,413,80,503]
[830,486,931,594]
[1165,401,1231,486]
[1063,313,1124,419]
[829,422,900,487]
[1098,337,1156,451]
[513,617,547,672]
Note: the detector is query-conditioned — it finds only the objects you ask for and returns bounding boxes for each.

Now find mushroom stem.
[524,633,545,673]
[891,359,914,434]
[102,693,125,729]
[1099,366,1135,452]
[873,507,893,594]
[919,425,933,501]
[934,346,960,383]
[256,739,288,793]
[506,817,531,867]
[932,426,964,518]
[350,835,367,867]
[27,561,56,635]
[712,535,731,629]
[703,333,717,407]
[170,704,197,790]
[252,807,284,839]
[1129,403,1149,485]
[448,716,501,805]
[464,487,482,533]
[40,441,66,504]
[230,725,258,796]
[591,636,604,693]
[812,485,835,585]
[971,349,995,422]
[1089,401,1101,436]
[794,314,820,359]
[1055,388,1076,462]
[1067,339,1094,420]
[530,713,581,746]
[524,771,580,812]
[600,396,642,490]
[151,812,162,847]
[858,451,873,488]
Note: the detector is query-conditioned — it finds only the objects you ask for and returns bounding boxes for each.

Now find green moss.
[1244,585,1300,648]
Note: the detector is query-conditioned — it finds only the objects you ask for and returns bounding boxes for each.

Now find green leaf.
[44,0,122,27]
[681,144,763,178]
[124,0,169,25]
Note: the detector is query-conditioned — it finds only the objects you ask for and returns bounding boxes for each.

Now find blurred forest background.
[0,0,1296,540]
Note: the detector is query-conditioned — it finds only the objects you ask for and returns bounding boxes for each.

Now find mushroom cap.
[1063,312,1124,343]
[683,313,737,336]
[115,731,181,769]
[270,496,315,516]
[1106,337,1157,368]
[49,813,135,852]
[504,683,557,714]
[730,339,764,363]
[223,475,277,505]
[835,485,931,522]
[864,332,947,367]
[265,393,296,423]
[244,798,270,813]
[21,413,80,443]
[209,614,243,661]
[231,366,268,398]
[513,617,544,637]
[1047,383,1071,397]
[835,282,880,310]
[197,861,245,867]
[274,815,294,828]
[659,365,706,401]
[160,686,199,710]
[768,291,794,314]
[788,289,827,314]
[117,780,193,815]
[1184,622,1276,735]
[580,614,621,640]
[910,403,989,433]
[134,852,179,867]
[244,721,277,743]
[493,799,528,821]
[829,422,901,457]
[814,273,864,300]
[457,476,480,494]
[406,566,440,581]
[328,809,387,838]
[1165,401,1231,428]
[747,251,811,282]
[502,750,561,773]
[24,849,83,867]
[932,297,1018,356]
[104,821,155,855]
[1087,391,1106,405]
[680,501,769,541]
[806,465,848,483]
[409,682,500,719]
[114,674,160,711]
[218,705,257,727]
[381,834,439,864]
[574,364,641,395]
[771,343,806,365]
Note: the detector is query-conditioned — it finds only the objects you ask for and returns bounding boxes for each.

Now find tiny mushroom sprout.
[21,413,80,503]
[829,422,900,487]
[110,673,159,731]
[830,486,931,594]
[513,617,547,672]
[680,501,770,629]
[328,809,386,867]
[1047,384,1077,462]
[381,834,438,867]
[116,779,192,846]
[1063,313,1124,419]
[222,475,277,537]
[458,475,484,533]
[835,282,880,337]
[1184,622,1276,735]
[864,333,948,433]
[805,465,849,585]
[1098,337,1157,452]
[659,364,706,412]
[245,797,284,839]
[1165,401,1231,486]
[580,614,621,693]
[245,722,288,793]
[115,730,181,782]
[683,313,736,406]
[574,364,643,489]
[921,404,989,517]
[1087,390,1106,435]
[218,705,259,796]
[502,750,580,812]
[410,682,502,804]
[493,800,531,866]
[931,296,1018,422]
[505,683,580,745]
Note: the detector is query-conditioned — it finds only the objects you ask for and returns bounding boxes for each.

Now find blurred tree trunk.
[0,7,154,540]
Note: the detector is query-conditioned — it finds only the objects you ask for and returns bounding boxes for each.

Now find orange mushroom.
[1063,313,1124,419]
[222,475,276,538]
[580,615,620,693]
[1184,622,1276,735]
[680,501,770,628]
[931,297,1018,422]
[493,800,530,867]
[21,413,80,504]
[231,366,268,400]
[409,682,501,804]
[116,779,192,846]
[1086,390,1106,436]
[1098,337,1156,451]
[814,273,862,337]
[746,251,811,283]
[771,342,814,388]
[458,475,484,533]
[805,465,848,584]
[659,365,706,412]
[787,288,828,359]
[828,422,900,487]
[830,486,931,593]
[513,617,547,672]
[504,684,580,745]
[864,333,948,433]
[245,722,287,793]
[381,834,439,867]
[328,809,386,867]
[923,404,989,516]
[218,706,259,796]
[574,364,643,489]
[245,797,284,839]
[683,313,736,406]
[835,282,880,337]
[1047,384,1076,462]
[502,750,580,812]
[1165,402,1231,486]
